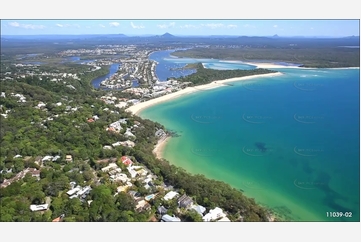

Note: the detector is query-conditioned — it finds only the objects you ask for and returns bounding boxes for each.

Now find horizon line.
[1,33,359,38]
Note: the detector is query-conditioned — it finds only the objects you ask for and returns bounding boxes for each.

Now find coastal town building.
[30,204,49,212]
[177,194,193,208]
[161,214,181,222]
[163,191,179,201]
[202,207,227,222]
[65,155,73,162]
[121,156,133,166]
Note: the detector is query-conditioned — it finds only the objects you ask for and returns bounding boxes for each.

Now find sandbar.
[243,62,302,69]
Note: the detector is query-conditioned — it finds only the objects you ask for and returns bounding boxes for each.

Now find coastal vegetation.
[171,46,360,68]
[175,63,277,85]
[0,62,274,222]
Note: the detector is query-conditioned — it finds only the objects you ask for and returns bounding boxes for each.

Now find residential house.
[218,217,231,222]
[65,155,73,163]
[177,194,193,208]
[124,128,135,138]
[157,206,168,215]
[135,200,151,212]
[136,168,148,176]
[191,204,206,216]
[163,191,179,201]
[202,207,227,222]
[120,156,133,166]
[128,191,142,201]
[116,182,132,193]
[66,186,81,196]
[127,167,138,179]
[110,173,129,183]
[101,163,118,173]
[30,204,49,212]
[42,155,53,162]
[161,214,181,222]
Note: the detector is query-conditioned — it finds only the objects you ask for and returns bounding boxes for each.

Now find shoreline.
[236,61,360,70]
[153,135,171,159]
[126,72,283,116]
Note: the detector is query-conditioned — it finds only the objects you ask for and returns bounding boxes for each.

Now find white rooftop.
[163,191,179,201]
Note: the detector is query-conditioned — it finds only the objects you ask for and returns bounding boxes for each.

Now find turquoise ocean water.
[141,51,360,222]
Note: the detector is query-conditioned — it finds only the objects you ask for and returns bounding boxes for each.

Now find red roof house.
[121,156,133,166]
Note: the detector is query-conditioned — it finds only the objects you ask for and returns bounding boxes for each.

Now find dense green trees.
[172,45,360,68]
[1,59,275,222]
[177,63,277,86]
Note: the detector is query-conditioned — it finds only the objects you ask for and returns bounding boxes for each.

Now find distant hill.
[160,32,176,38]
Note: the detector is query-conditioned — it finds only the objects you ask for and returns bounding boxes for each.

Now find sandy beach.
[153,135,171,159]
[126,72,283,115]
[242,61,360,70]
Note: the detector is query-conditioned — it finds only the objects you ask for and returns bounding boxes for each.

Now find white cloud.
[243,24,256,28]
[109,22,120,27]
[227,24,238,29]
[157,22,176,29]
[179,24,198,29]
[201,23,225,29]
[56,24,80,28]
[99,24,106,28]
[22,24,46,30]
[9,21,45,29]
[178,23,237,30]
[130,22,145,29]
[273,25,278,28]
[9,22,20,27]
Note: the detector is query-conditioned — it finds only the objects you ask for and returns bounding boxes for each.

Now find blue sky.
[1,20,359,37]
